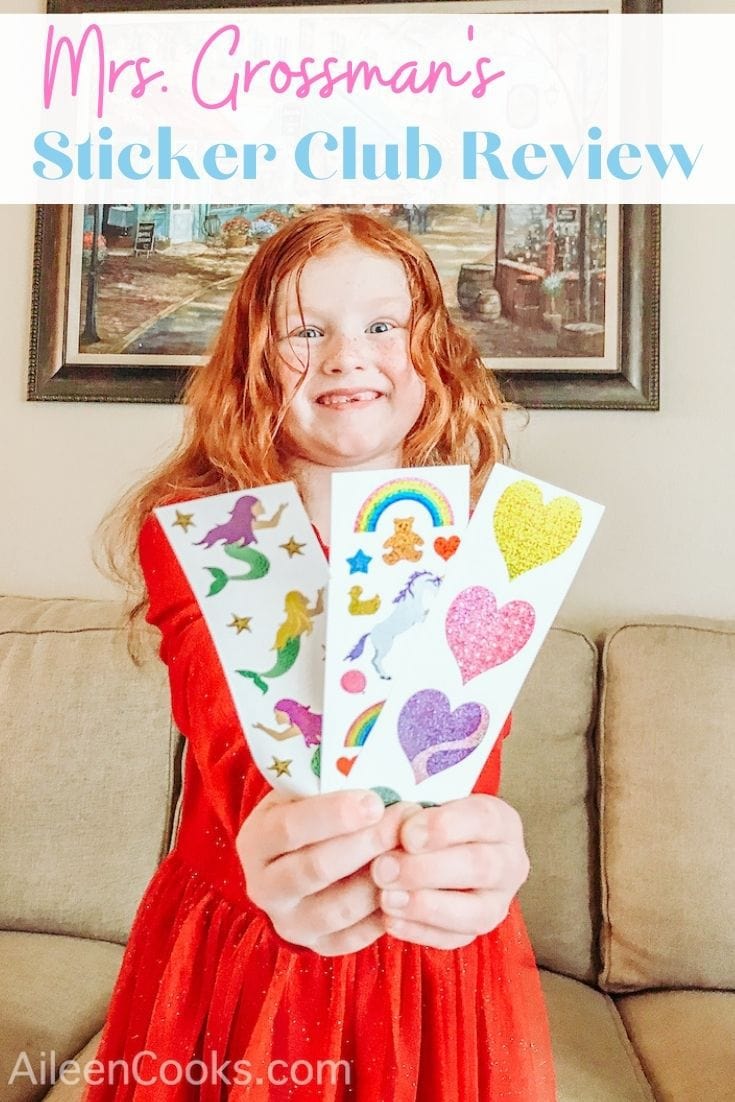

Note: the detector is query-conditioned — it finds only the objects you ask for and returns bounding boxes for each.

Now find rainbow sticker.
[344,701,385,747]
[354,479,454,532]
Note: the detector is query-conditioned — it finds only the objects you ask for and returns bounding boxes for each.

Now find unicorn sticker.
[344,570,442,680]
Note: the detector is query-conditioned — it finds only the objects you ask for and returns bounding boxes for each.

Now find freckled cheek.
[274,355,308,404]
[391,362,426,408]
[380,344,420,381]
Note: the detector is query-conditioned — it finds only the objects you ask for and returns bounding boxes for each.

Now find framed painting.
[30,0,661,409]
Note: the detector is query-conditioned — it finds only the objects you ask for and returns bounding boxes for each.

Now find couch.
[1,593,734,1101]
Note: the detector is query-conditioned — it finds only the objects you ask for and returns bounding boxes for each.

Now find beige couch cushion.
[598,621,735,993]
[0,596,178,944]
[43,1032,102,1102]
[539,970,654,1101]
[615,989,735,1102]
[501,628,599,983]
[0,932,122,1102]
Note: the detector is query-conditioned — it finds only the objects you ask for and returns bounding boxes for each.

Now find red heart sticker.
[434,535,460,561]
[337,756,357,776]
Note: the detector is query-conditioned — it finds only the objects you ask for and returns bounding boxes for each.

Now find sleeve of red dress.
[471,711,512,797]
[138,512,259,843]
[137,511,347,958]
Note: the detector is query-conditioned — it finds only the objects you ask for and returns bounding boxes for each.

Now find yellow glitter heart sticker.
[494,481,583,580]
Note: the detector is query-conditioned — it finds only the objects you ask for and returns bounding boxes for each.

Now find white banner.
[0,13,730,202]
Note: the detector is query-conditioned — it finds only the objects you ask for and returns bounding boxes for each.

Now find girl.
[91,210,556,1101]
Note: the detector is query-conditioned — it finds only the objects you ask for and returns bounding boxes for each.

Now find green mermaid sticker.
[195,495,286,595]
[238,588,325,694]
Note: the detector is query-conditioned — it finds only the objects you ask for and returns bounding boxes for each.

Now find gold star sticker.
[280,536,305,558]
[268,756,292,778]
[172,510,195,532]
[228,614,252,634]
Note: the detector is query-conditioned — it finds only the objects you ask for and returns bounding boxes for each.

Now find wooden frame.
[31,1,661,409]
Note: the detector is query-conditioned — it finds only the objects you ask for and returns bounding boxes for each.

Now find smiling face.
[273,242,426,469]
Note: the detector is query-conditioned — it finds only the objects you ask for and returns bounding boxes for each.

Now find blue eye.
[367,321,393,334]
[292,326,322,339]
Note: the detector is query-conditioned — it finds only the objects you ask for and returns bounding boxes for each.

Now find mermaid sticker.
[253,698,322,778]
[155,483,328,796]
[238,588,325,694]
[196,495,287,595]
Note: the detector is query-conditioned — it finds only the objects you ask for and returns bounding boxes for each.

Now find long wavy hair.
[274,592,317,651]
[95,208,513,658]
[274,699,322,748]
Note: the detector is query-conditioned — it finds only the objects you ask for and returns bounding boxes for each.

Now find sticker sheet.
[348,464,604,804]
[320,466,470,792]
[154,484,328,797]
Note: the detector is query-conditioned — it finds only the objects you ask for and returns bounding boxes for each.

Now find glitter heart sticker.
[494,481,582,580]
[446,586,535,684]
[398,689,489,783]
[434,535,461,561]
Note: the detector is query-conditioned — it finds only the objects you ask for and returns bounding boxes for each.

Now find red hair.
[95,208,511,655]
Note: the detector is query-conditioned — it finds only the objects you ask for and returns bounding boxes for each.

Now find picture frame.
[31,0,661,410]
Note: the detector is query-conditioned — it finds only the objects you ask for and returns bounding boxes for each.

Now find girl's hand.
[236,789,419,957]
[370,795,531,950]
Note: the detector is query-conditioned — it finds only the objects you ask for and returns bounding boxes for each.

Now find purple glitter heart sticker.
[398,689,489,784]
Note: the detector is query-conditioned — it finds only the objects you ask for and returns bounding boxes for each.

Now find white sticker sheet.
[319,466,470,792]
[348,465,604,804]
[154,483,328,797]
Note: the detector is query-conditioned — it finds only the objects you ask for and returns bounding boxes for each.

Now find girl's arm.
[138,512,260,842]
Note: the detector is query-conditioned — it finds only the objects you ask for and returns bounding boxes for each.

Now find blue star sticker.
[347,549,372,575]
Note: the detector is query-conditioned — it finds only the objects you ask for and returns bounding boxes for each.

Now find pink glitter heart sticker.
[445,586,535,684]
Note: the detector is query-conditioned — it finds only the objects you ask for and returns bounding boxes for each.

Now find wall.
[1,0,733,639]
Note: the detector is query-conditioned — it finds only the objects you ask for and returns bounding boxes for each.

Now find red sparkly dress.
[83,513,556,1102]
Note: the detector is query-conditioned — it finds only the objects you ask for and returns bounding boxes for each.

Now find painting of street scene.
[72,202,610,367]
